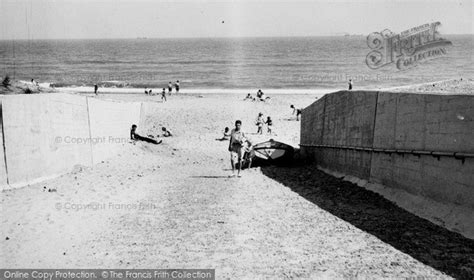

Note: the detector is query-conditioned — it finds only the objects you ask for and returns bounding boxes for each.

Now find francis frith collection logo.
[366,22,452,70]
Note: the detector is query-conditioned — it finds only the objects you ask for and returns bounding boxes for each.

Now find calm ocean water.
[0,36,472,91]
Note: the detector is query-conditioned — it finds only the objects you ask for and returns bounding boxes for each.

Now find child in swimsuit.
[265,116,273,134]
[161,88,167,102]
[256,113,264,134]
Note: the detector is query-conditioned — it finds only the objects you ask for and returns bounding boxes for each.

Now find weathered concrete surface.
[0,100,7,187]
[371,93,474,208]
[301,90,474,237]
[1,94,92,188]
[301,91,378,179]
[0,94,143,189]
[373,93,474,152]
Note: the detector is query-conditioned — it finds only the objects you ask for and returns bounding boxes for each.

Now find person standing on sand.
[255,113,264,134]
[94,84,98,95]
[161,88,167,102]
[265,116,273,134]
[175,80,180,93]
[229,120,247,177]
[168,82,173,94]
[348,79,353,90]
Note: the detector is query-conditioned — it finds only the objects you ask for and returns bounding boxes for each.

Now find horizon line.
[1,33,473,41]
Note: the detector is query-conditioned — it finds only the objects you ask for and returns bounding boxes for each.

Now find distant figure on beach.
[218,127,231,141]
[216,127,231,141]
[168,82,173,94]
[244,93,253,100]
[149,89,153,96]
[161,127,172,137]
[265,116,273,134]
[130,124,162,144]
[94,84,98,95]
[175,80,180,93]
[348,79,353,90]
[256,89,270,101]
[229,120,248,177]
[161,88,167,102]
[290,105,302,121]
[255,113,265,134]
[144,88,149,95]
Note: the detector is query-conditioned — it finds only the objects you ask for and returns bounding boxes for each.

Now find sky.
[0,0,472,40]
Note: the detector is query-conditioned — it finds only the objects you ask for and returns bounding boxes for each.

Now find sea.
[0,35,472,93]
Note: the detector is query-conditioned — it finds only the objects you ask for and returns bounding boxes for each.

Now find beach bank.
[0,85,473,278]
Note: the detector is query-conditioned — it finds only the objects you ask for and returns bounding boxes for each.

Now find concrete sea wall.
[301,90,474,236]
[0,101,7,187]
[0,93,143,190]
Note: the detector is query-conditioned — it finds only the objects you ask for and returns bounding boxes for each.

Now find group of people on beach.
[216,120,253,177]
[243,89,270,102]
[144,80,180,102]
[255,113,273,135]
[227,120,252,177]
[130,124,172,145]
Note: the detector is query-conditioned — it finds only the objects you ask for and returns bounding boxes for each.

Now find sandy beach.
[1,0,473,278]
[1,90,473,279]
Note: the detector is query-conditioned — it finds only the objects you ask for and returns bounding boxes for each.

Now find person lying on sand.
[229,120,249,177]
[130,124,162,144]
[290,105,302,121]
[216,127,231,141]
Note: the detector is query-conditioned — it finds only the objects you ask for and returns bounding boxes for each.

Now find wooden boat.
[250,139,294,162]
